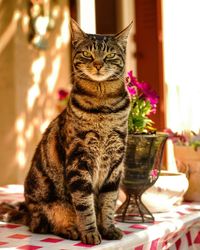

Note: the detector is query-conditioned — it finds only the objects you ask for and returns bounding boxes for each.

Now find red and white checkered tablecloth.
[0,185,200,250]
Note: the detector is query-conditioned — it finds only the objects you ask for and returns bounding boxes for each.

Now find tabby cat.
[0,19,132,245]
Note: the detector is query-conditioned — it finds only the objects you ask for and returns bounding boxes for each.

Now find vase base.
[115,213,154,223]
[115,193,154,223]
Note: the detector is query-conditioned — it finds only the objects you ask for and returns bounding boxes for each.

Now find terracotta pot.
[174,145,200,201]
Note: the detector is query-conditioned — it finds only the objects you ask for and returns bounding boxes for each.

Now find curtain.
[163,0,200,169]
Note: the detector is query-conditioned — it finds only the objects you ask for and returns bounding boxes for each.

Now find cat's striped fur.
[0,19,132,245]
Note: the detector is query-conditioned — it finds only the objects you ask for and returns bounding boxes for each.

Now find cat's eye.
[106,53,115,59]
[83,51,92,58]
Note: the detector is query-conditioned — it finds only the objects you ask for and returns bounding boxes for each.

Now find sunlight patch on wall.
[15,114,27,169]
[31,55,46,83]
[55,9,70,49]
[28,55,46,110]
[46,55,61,93]
[25,124,34,141]
[16,151,26,169]
[16,115,25,133]
[40,120,51,134]
[22,14,29,33]
[0,10,21,55]
[52,5,60,18]
[60,9,70,44]
[27,84,40,110]
[17,135,25,149]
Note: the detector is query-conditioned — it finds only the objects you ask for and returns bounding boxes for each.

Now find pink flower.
[150,169,158,178]
[135,79,159,108]
[127,70,159,112]
[127,71,140,89]
[164,128,187,144]
[127,86,136,95]
[58,89,69,101]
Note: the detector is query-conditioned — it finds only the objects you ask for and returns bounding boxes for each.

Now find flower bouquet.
[126,70,159,134]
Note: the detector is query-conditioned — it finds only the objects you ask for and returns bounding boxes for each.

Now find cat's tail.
[0,202,29,225]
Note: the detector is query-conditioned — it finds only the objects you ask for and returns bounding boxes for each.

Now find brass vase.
[115,132,168,223]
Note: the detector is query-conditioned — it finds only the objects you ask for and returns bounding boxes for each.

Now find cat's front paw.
[99,225,123,240]
[81,230,102,245]
[62,226,80,240]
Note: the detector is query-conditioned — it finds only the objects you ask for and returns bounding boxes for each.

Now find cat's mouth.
[96,71,103,76]
[82,69,111,81]
[91,73,111,81]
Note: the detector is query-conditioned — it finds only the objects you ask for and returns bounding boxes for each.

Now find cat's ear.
[70,19,87,45]
[115,21,133,49]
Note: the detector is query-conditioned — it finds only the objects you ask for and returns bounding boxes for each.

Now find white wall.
[162,0,200,170]
[163,0,200,132]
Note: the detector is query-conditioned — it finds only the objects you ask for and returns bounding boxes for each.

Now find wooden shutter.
[95,0,117,34]
[134,0,165,131]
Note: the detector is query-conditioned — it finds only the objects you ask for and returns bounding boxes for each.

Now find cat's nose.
[93,60,103,70]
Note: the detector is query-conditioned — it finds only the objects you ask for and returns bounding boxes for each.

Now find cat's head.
[71,19,132,82]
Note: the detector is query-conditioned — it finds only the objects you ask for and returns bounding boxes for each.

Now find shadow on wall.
[0,0,72,185]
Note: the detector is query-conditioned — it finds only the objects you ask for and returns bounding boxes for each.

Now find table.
[0,185,200,250]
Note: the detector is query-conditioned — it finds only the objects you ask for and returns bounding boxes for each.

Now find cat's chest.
[92,134,124,190]
[81,113,127,132]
